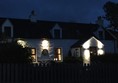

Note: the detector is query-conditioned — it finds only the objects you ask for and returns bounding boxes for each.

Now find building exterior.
[0,17,117,63]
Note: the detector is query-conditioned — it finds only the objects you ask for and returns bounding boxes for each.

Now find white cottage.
[71,36,104,64]
[0,17,117,63]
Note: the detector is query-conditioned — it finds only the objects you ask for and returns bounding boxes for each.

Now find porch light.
[82,43,90,49]
[98,49,104,55]
[17,39,27,48]
[41,39,49,50]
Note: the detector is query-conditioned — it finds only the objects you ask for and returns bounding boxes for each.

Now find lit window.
[54,48,62,62]
[31,48,36,62]
[31,48,36,55]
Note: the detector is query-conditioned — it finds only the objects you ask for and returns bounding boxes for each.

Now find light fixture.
[41,39,49,50]
[82,41,90,49]
[17,39,27,48]
[98,49,104,55]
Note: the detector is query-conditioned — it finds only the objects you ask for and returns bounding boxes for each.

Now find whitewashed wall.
[25,39,117,61]
[26,39,78,61]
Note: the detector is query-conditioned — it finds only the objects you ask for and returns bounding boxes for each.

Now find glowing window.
[54,48,62,61]
[31,48,36,62]
[31,48,36,55]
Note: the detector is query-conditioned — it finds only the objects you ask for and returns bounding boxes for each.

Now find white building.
[0,17,117,64]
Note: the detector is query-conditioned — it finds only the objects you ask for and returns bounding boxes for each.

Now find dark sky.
[0,0,117,23]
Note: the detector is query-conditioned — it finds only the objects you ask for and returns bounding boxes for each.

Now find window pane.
[4,27,11,38]
[54,29,60,38]
[54,48,62,61]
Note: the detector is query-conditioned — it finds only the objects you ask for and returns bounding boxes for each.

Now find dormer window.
[54,29,61,38]
[3,26,12,38]
[2,19,13,38]
[51,24,62,39]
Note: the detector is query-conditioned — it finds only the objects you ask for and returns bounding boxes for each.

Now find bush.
[0,42,32,63]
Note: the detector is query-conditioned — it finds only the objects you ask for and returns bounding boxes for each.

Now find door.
[90,47,97,56]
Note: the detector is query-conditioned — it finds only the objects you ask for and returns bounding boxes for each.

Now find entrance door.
[90,47,97,56]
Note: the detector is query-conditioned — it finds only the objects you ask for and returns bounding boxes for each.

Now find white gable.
[2,19,14,38]
[82,36,104,49]
[51,24,62,38]
[2,19,13,27]
[52,24,61,29]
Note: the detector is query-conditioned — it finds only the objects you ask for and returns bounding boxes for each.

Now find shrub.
[0,42,32,63]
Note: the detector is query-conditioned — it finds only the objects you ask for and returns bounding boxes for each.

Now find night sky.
[0,0,117,24]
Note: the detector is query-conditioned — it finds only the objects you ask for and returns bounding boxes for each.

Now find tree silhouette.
[0,41,32,63]
[103,1,118,29]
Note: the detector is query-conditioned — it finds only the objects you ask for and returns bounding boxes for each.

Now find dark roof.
[0,17,98,39]
[101,27,118,40]
[106,29,118,40]
[71,36,100,48]
[71,36,93,48]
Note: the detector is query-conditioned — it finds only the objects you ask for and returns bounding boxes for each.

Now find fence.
[0,63,118,83]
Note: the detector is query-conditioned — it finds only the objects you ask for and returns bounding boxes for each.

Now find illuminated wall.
[82,37,104,64]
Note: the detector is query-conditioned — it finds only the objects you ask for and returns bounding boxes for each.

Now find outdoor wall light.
[17,39,27,48]
[97,49,104,55]
[41,39,49,50]
[82,42,90,49]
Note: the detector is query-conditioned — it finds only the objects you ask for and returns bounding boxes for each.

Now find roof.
[71,36,102,48]
[0,17,98,39]
[71,36,93,48]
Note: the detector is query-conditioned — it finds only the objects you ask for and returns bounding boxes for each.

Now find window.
[99,31,103,39]
[54,29,60,38]
[74,49,80,57]
[54,48,62,62]
[31,48,36,62]
[90,47,97,56]
[4,27,12,38]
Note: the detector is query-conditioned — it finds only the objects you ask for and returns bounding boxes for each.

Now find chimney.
[96,16,104,27]
[29,10,37,22]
